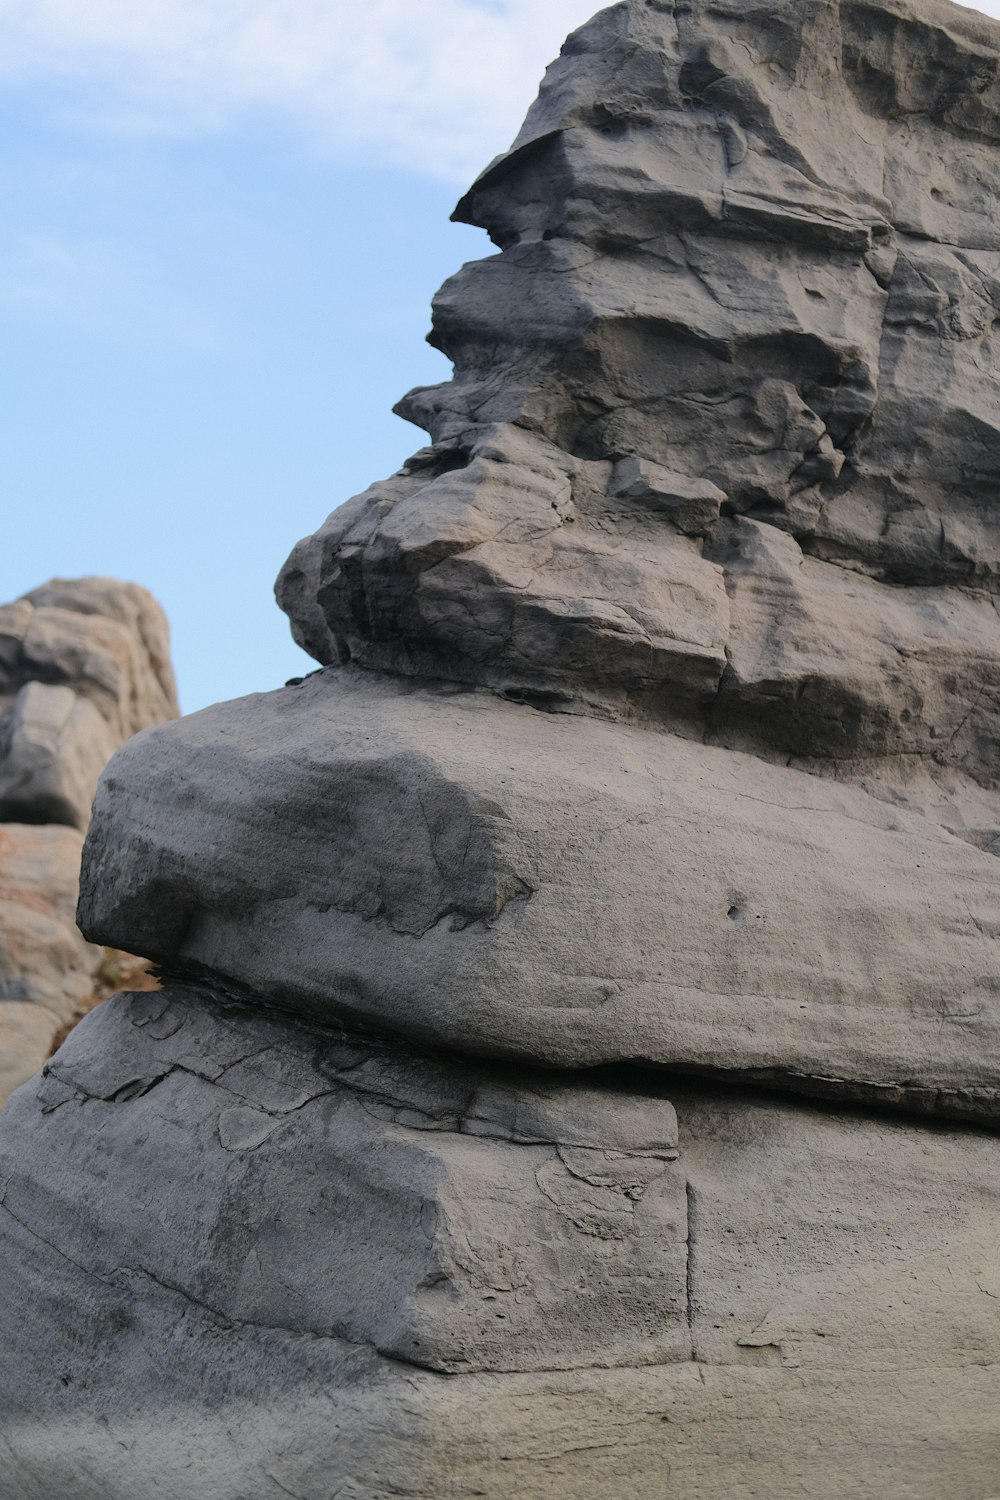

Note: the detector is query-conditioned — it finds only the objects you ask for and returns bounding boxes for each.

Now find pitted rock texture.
[0,577,177,1104]
[80,669,1000,1123]
[277,0,1000,846]
[0,988,998,1499]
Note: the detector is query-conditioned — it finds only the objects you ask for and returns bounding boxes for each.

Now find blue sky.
[2,0,998,711]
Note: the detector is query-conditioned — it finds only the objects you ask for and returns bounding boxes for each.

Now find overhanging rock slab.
[79,669,1000,1121]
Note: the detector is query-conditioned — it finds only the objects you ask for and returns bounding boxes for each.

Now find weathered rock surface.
[5,0,1000,1494]
[0,825,101,1105]
[277,0,1000,848]
[0,987,998,1498]
[0,578,177,1105]
[80,669,1000,1122]
[0,577,178,830]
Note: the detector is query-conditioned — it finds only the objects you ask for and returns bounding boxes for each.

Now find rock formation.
[0,578,177,1102]
[3,0,1000,1494]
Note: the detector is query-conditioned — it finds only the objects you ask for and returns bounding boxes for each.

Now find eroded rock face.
[0,824,101,1106]
[0,578,177,1103]
[0,577,178,830]
[4,1,1000,1495]
[1,989,999,1498]
[79,670,1000,1121]
[277,0,1000,847]
[19,988,689,1376]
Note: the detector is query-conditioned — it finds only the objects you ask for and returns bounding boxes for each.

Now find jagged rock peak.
[278,0,1000,847]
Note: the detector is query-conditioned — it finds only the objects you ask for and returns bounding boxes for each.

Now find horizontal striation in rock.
[276,0,1000,847]
[78,669,1000,1122]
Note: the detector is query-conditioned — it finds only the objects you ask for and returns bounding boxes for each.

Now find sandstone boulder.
[0,576,178,830]
[0,578,177,1106]
[0,824,100,1104]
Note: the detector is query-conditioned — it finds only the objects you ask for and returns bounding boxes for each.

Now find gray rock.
[13,987,687,1376]
[610,456,726,537]
[276,0,1000,848]
[80,668,1000,1123]
[6,0,1000,1492]
[0,987,998,1498]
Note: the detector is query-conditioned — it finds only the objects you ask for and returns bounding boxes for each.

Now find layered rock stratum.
[0,578,177,1102]
[3,2,1000,1495]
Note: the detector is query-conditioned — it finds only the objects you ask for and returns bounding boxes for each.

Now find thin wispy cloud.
[0,0,602,183]
[0,0,997,346]
[0,0,997,181]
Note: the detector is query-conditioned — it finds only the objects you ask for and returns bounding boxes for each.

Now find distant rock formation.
[0,578,177,1102]
[3,3,1000,1495]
